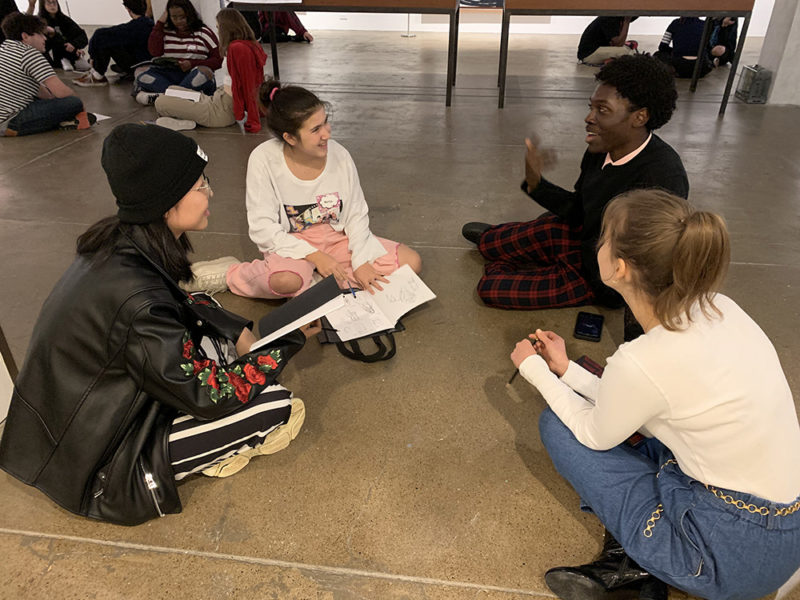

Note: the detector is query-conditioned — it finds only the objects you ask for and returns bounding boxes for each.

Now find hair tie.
[269,87,279,102]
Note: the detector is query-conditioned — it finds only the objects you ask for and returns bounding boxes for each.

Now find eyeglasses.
[193,174,212,195]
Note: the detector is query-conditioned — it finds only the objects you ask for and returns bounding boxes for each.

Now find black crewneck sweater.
[522,134,688,305]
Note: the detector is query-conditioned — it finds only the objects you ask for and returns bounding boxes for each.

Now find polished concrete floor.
[1,31,799,600]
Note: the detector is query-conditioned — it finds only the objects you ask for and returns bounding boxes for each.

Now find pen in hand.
[346,280,357,298]
[507,336,540,388]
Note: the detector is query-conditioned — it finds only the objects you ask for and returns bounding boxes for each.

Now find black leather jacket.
[0,233,304,526]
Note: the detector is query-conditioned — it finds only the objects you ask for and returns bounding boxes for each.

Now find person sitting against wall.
[133,0,222,106]
[73,0,153,88]
[0,123,318,526]
[258,10,313,43]
[709,16,738,67]
[0,12,94,136]
[577,16,638,66]
[511,189,800,600]
[154,8,266,133]
[653,16,714,79]
[37,0,89,71]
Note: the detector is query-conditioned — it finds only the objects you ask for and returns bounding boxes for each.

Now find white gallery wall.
[17,0,776,37]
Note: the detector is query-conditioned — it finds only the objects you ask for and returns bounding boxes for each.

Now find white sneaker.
[73,56,91,72]
[61,57,74,71]
[74,71,108,87]
[156,117,196,131]
[180,256,240,294]
[135,91,161,106]
[201,398,305,478]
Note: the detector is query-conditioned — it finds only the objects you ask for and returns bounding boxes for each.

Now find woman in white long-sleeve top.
[511,189,800,600]
[184,81,421,297]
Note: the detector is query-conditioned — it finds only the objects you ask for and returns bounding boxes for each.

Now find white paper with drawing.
[325,265,436,341]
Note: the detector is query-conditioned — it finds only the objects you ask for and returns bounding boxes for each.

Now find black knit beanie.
[101,123,208,224]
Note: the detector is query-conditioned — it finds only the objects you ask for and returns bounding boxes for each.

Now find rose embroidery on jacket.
[185,293,216,307]
[180,333,282,403]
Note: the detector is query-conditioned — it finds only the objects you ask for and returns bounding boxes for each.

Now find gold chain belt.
[643,504,663,537]
[705,485,800,517]
[659,458,799,517]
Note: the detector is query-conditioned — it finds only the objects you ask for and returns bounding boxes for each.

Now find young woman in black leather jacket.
[0,123,317,525]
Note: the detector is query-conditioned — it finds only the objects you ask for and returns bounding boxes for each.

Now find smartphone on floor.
[573,311,603,342]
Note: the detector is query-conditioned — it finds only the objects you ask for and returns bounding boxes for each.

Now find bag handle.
[335,331,396,363]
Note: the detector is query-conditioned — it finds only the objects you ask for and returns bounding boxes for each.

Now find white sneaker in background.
[135,91,161,106]
[74,71,108,87]
[73,56,91,72]
[156,117,196,131]
[61,57,74,71]
[180,256,240,294]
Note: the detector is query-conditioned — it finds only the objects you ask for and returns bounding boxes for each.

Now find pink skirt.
[227,224,400,299]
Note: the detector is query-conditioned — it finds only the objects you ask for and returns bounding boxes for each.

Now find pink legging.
[227,225,400,299]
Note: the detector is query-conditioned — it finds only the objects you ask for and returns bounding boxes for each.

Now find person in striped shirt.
[133,0,222,105]
[0,12,92,136]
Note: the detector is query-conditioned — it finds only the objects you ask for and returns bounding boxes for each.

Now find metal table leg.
[719,13,750,116]
[446,9,458,105]
[497,10,511,108]
[269,12,279,79]
[690,17,713,92]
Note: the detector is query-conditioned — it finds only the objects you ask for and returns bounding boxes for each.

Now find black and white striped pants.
[168,337,292,481]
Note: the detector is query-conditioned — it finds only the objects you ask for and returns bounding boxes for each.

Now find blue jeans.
[5,96,84,136]
[135,65,215,95]
[539,408,800,600]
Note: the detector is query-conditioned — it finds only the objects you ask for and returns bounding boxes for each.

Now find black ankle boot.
[544,532,653,600]
[638,576,668,600]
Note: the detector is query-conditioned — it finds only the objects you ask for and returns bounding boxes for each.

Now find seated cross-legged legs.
[476,214,595,309]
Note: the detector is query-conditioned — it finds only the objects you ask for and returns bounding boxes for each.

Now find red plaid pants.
[476,214,595,309]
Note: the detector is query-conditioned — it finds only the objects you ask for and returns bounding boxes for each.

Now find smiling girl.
[186,81,421,298]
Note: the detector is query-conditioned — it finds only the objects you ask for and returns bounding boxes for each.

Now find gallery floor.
[1,30,798,599]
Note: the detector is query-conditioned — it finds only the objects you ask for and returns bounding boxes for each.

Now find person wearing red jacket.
[154,8,265,132]
[133,0,222,105]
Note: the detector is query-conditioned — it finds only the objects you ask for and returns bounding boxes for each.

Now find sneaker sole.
[73,79,107,87]
[251,398,306,456]
[201,453,250,478]
[156,117,196,131]
[201,399,305,478]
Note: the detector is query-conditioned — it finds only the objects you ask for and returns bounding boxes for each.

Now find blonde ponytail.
[600,189,730,330]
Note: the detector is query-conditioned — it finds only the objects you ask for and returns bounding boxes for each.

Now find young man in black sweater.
[463,54,688,316]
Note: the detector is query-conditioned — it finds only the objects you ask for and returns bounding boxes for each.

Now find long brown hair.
[258,79,328,141]
[600,189,730,330]
[77,216,193,283]
[38,0,62,19]
[216,8,257,57]
[165,0,203,32]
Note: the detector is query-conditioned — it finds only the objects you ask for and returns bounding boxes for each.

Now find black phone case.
[574,311,604,342]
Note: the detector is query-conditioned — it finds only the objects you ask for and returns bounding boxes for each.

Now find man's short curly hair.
[595,55,677,131]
